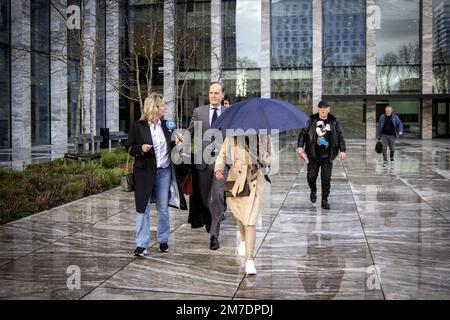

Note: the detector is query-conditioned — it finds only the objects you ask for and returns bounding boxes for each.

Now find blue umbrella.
[211,98,310,135]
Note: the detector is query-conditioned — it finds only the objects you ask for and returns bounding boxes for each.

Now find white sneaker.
[133,247,148,257]
[245,260,257,275]
[238,241,246,256]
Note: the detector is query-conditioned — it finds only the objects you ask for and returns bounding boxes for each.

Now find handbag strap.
[125,147,133,173]
[233,137,237,165]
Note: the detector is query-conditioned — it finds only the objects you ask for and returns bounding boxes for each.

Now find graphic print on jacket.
[316,120,331,151]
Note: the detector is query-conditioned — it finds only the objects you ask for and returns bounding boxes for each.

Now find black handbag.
[121,148,135,192]
[224,179,250,198]
[375,140,382,154]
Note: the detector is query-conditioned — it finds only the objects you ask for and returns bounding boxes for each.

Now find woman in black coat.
[126,93,187,257]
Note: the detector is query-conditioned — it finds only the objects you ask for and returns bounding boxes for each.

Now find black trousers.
[307,157,333,199]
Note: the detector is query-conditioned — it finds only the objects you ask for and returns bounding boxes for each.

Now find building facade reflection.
[0,0,450,152]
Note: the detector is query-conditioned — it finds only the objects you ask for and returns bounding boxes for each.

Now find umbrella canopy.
[211,98,310,136]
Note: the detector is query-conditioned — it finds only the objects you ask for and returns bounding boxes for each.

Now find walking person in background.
[377,105,404,167]
[223,95,232,108]
[126,93,187,257]
[296,100,346,210]
[215,135,272,275]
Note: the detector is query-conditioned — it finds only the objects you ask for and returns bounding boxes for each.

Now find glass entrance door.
[433,100,450,138]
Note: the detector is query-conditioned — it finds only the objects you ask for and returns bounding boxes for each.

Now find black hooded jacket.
[297,113,346,161]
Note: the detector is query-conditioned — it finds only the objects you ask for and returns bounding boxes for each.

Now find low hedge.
[0,147,129,225]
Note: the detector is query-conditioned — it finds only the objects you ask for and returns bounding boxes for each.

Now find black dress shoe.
[310,191,317,203]
[321,199,331,209]
[210,236,220,250]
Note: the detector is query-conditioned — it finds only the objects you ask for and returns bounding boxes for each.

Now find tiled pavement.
[1,139,450,300]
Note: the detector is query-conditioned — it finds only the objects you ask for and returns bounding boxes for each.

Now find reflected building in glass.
[1,0,450,156]
[433,0,450,93]
[222,0,261,102]
[0,0,10,150]
[271,0,312,68]
[322,0,366,95]
[271,0,312,115]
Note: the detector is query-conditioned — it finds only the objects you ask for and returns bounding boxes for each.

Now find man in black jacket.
[296,100,346,209]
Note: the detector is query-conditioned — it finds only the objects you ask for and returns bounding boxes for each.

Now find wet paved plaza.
[1,139,450,300]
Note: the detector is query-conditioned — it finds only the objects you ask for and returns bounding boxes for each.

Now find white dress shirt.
[209,104,222,126]
[149,120,170,169]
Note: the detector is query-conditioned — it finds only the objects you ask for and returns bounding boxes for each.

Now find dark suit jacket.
[187,104,224,170]
[126,119,187,213]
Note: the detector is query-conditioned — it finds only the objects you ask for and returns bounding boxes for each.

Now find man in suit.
[186,82,227,250]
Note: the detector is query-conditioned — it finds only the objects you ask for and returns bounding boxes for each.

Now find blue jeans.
[135,167,172,248]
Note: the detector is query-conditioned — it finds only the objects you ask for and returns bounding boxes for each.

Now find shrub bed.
[0,147,129,225]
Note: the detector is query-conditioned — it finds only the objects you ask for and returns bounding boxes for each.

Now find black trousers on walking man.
[307,158,333,200]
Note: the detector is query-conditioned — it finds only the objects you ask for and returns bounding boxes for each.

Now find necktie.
[211,107,218,126]
[210,108,219,157]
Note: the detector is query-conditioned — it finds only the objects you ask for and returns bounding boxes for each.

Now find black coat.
[297,113,346,161]
[188,163,212,230]
[126,120,187,213]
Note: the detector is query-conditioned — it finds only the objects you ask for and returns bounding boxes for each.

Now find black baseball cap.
[318,100,330,108]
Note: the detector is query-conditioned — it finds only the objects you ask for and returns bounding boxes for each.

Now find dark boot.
[321,198,330,209]
[310,191,317,203]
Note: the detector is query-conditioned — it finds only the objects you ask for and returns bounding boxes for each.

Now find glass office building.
[1,0,450,153]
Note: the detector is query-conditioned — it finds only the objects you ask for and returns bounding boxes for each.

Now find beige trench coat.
[214,136,272,226]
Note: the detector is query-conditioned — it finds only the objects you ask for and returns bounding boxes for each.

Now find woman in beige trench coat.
[214,135,272,275]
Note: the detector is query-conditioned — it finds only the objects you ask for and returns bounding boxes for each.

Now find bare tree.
[87,20,99,153]
[62,0,87,151]
[164,0,211,128]
[377,52,399,94]
[47,0,212,142]
[434,49,449,93]
[100,0,211,130]
[120,0,163,113]
[48,0,103,153]
[377,42,420,93]
[101,0,168,121]
[76,0,101,153]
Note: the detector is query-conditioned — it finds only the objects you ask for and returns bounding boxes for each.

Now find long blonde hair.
[140,93,165,123]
